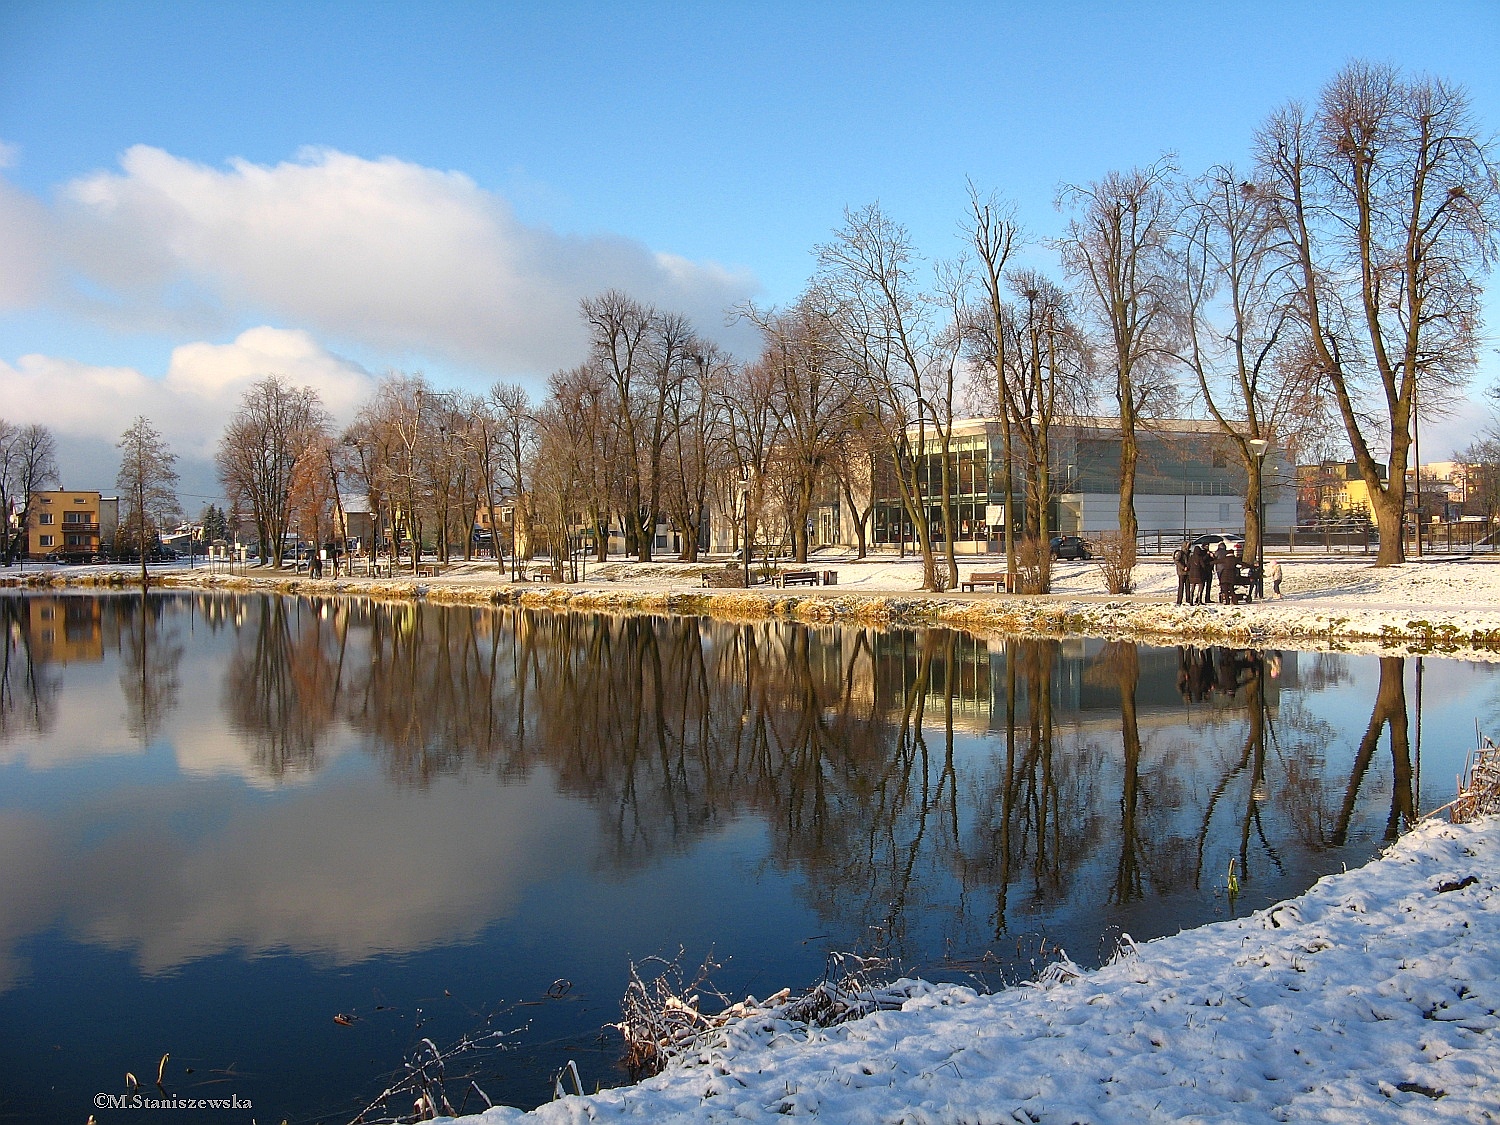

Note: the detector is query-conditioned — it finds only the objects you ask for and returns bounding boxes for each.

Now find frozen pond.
[0,592,1490,1122]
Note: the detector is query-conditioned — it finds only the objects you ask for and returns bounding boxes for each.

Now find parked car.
[1191,532,1246,556]
[1050,535,1092,560]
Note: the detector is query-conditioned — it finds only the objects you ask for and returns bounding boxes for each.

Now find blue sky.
[1,1,1498,501]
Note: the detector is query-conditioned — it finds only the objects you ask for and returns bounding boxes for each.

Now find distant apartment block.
[26,490,119,560]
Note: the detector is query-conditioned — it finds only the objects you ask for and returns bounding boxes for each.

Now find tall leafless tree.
[964,188,1024,586]
[745,292,851,563]
[818,203,962,591]
[1173,165,1318,562]
[116,415,180,588]
[0,421,59,563]
[1058,160,1181,554]
[661,345,730,561]
[1257,62,1499,564]
[489,381,536,568]
[582,291,658,561]
[216,375,331,568]
[719,353,784,568]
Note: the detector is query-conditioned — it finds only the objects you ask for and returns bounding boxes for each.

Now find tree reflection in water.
[9,593,1440,976]
[116,593,184,743]
[0,596,61,738]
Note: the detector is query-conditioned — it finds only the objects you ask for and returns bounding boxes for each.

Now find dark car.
[1050,535,1092,560]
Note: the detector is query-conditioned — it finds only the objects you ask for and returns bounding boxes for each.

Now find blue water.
[0,592,1488,1123]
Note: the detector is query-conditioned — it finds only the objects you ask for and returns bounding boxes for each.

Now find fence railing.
[1133,522,1499,556]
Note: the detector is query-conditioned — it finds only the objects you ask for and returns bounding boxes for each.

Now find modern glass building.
[868,417,1295,553]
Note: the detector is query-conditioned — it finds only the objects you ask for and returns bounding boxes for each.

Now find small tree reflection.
[117,592,182,742]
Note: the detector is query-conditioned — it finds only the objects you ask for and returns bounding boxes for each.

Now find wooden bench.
[961,570,1014,593]
[776,569,821,587]
[416,562,447,578]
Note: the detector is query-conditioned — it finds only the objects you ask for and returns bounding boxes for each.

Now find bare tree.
[720,353,784,569]
[340,404,400,562]
[287,435,341,564]
[546,363,617,563]
[1058,159,1181,554]
[216,375,331,568]
[1173,165,1317,561]
[1257,62,1499,564]
[1008,273,1089,589]
[423,395,473,562]
[964,188,1024,587]
[0,422,59,563]
[745,292,851,563]
[489,381,536,569]
[818,203,962,590]
[582,291,658,561]
[829,409,882,559]
[116,416,180,587]
[661,345,730,561]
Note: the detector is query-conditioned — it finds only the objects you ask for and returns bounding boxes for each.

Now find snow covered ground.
[27,548,1500,654]
[434,548,1500,610]
[22,547,1500,613]
[446,815,1500,1124]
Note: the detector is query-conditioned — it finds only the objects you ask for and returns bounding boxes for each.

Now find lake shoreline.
[12,564,1500,659]
[455,812,1500,1124]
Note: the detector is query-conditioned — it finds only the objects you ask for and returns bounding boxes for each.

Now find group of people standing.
[1173,542,1282,605]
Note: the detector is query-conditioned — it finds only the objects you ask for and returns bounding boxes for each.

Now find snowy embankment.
[55,552,1500,655]
[453,816,1499,1125]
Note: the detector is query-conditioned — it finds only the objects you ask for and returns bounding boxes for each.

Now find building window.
[38,513,54,524]
[73,497,87,504]
[64,511,88,524]
[39,535,54,546]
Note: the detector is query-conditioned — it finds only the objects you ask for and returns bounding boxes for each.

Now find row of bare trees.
[200,62,1493,580]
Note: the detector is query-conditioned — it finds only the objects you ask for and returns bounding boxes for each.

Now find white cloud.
[0,774,595,986]
[0,176,51,307]
[36,144,759,372]
[1,327,374,464]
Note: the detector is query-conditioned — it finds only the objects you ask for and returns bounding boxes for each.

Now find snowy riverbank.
[23,550,1500,656]
[449,814,1500,1124]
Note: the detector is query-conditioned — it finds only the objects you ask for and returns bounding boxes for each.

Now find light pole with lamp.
[739,475,752,589]
[1247,438,1272,599]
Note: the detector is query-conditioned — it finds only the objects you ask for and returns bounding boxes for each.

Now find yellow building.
[24,597,104,664]
[27,490,116,561]
[1296,461,1385,522]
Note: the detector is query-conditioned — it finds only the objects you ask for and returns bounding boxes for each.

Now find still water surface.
[0,592,1493,1122]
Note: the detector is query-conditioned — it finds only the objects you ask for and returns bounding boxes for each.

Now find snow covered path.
[453,816,1499,1124]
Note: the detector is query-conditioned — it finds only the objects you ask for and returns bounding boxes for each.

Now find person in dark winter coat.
[1214,544,1238,603]
[1173,543,1191,605]
[1188,545,1210,605]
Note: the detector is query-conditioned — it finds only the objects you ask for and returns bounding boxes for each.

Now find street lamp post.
[739,476,751,589]
[1248,438,1271,600]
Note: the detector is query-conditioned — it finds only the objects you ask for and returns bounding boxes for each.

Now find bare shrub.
[615,949,914,1081]
[1094,532,1136,594]
[1449,736,1500,824]
[349,1029,513,1124]
[1016,537,1051,594]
